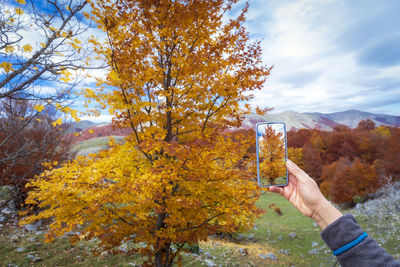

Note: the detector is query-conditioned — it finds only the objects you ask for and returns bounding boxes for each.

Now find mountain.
[66,120,100,133]
[243,110,400,131]
[311,110,400,129]
[68,110,400,139]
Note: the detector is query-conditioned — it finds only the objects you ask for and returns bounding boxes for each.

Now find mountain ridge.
[68,110,400,143]
[244,110,400,131]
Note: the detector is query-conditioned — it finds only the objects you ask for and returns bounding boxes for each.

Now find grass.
[1,192,398,266]
[181,192,336,267]
[72,136,124,156]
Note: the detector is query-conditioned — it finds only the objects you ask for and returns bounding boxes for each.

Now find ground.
[2,192,399,267]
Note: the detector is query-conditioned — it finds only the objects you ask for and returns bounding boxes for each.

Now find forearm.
[311,199,343,230]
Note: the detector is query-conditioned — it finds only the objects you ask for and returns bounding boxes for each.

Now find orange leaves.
[289,122,400,204]
[22,0,270,265]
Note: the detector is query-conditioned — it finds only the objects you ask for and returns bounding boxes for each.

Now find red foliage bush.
[0,101,74,207]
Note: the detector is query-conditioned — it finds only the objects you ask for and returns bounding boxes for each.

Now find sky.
[3,0,400,123]
[239,0,400,115]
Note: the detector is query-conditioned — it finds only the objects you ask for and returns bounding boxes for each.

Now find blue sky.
[239,0,400,115]
[4,0,399,123]
[85,0,399,121]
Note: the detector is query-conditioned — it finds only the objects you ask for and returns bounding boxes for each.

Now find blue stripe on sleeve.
[333,232,368,256]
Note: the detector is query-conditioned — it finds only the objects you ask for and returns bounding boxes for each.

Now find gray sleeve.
[320,214,400,267]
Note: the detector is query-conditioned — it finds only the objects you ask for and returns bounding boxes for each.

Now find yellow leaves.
[15,0,26,4]
[70,109,80,122]
[19,1,269,264]
[33,104,45,113]
[59,69,72,83]
[83,11,91,19]
[372,126,391,138]
[48,26,59,32]
[15,7,24,15]
[54,103,80,122]
[108,70,121,85]
[59,76,71,83]
[40,42,46,48]
[88,37,100,46]
[60,69,72,77]
[0,61,14,73]
[52,118,62,127]
[22,44,33,52]
[68,42,81,50]
[82,88,97,98]
[36,118,41,122]
[4,46,15,53]
[61,31,71,38]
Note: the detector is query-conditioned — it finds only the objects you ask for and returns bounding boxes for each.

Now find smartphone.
[256,122,288,187]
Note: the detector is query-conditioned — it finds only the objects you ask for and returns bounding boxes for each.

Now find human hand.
[269,159,342,230]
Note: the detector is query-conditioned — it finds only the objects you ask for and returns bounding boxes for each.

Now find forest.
[287,120,400,203]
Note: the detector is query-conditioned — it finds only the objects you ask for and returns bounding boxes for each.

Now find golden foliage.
[258,126,286,184]
[22,0,271,265]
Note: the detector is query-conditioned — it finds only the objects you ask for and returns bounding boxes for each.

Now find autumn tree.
[258,125,286,185]
[22,1,270,266]
[287,147,303,169]
[330,158,379,203]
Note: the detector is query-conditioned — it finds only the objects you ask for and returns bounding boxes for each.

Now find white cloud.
[246,0,400,115]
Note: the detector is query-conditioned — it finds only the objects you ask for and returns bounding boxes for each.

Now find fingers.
[269,186,284,195]
[286,159,309,183]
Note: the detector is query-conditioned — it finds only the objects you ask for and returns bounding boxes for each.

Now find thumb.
[286,159,309,183]
[269,186,284,195]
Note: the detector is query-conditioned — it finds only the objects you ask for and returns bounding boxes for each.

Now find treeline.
[287,119,400,203]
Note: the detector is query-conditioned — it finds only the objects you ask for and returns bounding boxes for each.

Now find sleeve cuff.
[320,213,365,251]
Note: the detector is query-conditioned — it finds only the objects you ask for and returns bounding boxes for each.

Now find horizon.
[79,108,400,124]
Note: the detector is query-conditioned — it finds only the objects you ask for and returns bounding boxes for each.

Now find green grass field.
[1,192,398,266]
[72,136,125,156]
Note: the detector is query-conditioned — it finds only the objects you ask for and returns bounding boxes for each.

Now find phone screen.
[256,122,288,187]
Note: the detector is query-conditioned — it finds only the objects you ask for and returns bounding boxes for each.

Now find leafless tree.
[0,0,93,209]
[0,99,75,210]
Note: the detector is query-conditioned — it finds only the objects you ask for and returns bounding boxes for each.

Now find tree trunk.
[154,212,172,267]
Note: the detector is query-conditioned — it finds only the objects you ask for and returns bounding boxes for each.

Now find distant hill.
[66,120,100,133]
[243,110,400,131]
[69,110,400,143]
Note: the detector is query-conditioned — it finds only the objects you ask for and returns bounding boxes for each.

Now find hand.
[269,159,342,230]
